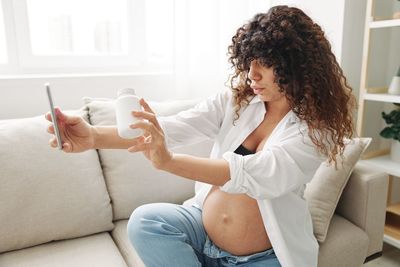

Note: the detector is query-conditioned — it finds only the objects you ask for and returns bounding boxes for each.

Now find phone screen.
[46,83,63,150]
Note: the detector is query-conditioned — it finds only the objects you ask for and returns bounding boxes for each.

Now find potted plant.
[380,106,400,162]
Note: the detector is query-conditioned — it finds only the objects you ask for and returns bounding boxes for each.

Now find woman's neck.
[264,98,291,120]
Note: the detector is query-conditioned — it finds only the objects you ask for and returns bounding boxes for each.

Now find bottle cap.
[117,88,136,97]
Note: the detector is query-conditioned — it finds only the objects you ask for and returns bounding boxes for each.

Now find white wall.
[340,0,367,102]
[270,0,346,63]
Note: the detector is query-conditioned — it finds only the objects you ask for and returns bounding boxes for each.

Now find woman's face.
[247,60,285,103]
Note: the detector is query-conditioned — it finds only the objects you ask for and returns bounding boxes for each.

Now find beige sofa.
[0,98,388,267]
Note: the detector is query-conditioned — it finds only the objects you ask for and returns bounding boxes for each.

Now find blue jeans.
[127,203,281,267]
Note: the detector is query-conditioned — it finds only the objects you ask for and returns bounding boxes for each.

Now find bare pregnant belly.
[202,186,272,256]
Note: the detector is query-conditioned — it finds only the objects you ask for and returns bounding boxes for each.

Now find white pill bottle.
[115,88,143,139]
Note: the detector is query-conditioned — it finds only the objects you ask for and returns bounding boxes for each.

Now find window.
[145,0,174,66]
[1,0,174,75]
[0,2,7,64]
[26,0,129,56]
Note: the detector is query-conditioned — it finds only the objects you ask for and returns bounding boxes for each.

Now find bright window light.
[145,0,174,65]
[26,0,129,56]
[0,2,7,64]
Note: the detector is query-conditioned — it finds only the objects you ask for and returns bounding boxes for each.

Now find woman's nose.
[248,62,261,82]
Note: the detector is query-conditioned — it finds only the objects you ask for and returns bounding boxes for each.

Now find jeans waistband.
[202,236,275,264]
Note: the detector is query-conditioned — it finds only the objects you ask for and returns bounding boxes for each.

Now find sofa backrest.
[0,111,114,254]
[83,98,213,220]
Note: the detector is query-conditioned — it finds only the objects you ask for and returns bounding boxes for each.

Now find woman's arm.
[127,99,231,186]
[158,90,230,149]
[47,98,231,187]
[92,90,230,150]
[92,126,139,149]
[162,154,230,186]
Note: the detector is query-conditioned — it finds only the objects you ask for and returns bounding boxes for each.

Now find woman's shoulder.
[201,89,234,110]
[215,88,233,102]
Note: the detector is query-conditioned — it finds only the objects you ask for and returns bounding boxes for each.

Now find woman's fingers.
[45,108,81,126]
[134,98,162,131]
[144,135,152,143]
[139,98,155,114]
[130,120,160,137]
[132,110,162,130]
[127,135,149,152]
[127,143,149,153]
[45,112,52,122]
[47,124,55,134]
[48,136,72,152]
[45,107,63,122]
[62,142,72,153]
[49,137,58,148]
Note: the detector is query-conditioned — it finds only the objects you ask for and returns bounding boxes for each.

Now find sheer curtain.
[173,0,271,99]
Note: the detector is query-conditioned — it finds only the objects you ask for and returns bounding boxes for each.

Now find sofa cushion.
[304,138,371,242]
[111,220,145,267]
[0,114,113,253]
[0,233,127,267]
[83,98,213,220]
[318,215,369,267]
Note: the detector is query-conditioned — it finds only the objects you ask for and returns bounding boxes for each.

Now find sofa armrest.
[335,162,389,256]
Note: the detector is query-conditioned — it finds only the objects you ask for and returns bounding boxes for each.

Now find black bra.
[234,144,255,156]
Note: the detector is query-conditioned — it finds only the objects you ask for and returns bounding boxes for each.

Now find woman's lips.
[252,87,265,94]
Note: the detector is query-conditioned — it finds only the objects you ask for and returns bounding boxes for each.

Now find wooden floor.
[364,243,400,267]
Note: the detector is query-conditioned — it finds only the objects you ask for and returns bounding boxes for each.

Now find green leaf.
[380,127,396,139]
[381,109,400,141]
[382,110,400,124]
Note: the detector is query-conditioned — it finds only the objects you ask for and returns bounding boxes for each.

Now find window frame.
[0,0,7,65]
[0,0,174,75]
[0,0,18,74]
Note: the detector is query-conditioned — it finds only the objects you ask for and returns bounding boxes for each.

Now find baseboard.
[364,251,383,263]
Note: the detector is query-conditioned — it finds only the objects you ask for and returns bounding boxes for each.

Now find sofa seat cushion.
[318,214,369,267]
[83,98,213,220]
[0,233,127,267]
[0,115,113,253]
[111,220,145,267]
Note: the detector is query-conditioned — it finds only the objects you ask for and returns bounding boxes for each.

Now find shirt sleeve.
[158,90,231,149]
[220,126,325,200]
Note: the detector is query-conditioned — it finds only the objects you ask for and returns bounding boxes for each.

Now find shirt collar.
[248,95,299,125]
[248,95,262,105]
[287,110,300,124]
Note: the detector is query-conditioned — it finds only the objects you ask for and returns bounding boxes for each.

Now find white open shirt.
[159,89,325,267]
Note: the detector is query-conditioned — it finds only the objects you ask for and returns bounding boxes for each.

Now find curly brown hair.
[228,5,356,164]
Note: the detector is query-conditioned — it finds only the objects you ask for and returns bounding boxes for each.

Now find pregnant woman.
[46,5,355,267]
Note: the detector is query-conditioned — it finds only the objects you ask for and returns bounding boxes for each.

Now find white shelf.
[384,233,400,249]
[360,155,400,177]
[364,93,400,103]
[370,19,400,28]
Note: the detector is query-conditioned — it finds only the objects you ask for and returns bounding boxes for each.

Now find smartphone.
[46,83,63,150]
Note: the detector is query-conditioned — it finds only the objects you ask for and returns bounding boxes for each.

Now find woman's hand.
[45,108,95,153]
[127,99,173,169]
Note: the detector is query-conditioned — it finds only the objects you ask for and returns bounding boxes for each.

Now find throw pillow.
[304,137,371,243]
[0,112,114,253]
